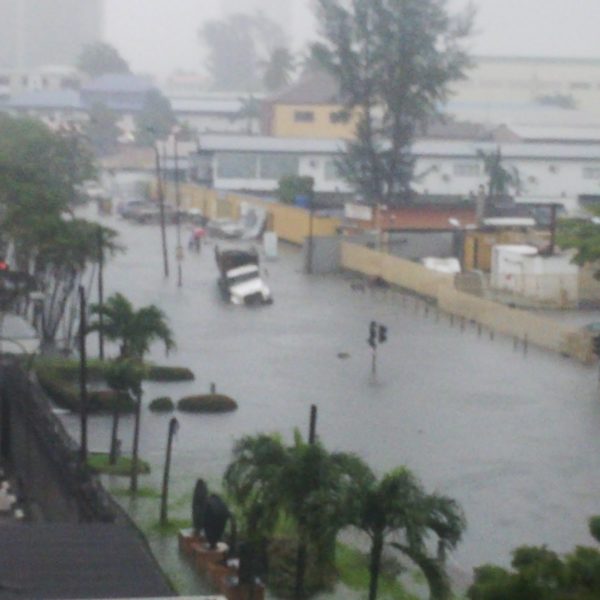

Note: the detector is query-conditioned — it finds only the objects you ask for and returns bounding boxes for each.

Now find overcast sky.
[104,0,600,80]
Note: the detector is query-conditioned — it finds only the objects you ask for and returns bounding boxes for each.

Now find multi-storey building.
[0,0,103,69]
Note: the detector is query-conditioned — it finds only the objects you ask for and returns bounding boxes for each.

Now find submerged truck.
[215,246,273,305]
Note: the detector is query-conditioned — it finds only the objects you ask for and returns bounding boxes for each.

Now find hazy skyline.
[104,0,600,79]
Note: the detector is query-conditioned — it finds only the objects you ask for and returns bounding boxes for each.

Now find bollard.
[523,335,528,356]
[477,323,482,337]
[489,329,495,341]
[513,336,518,350]
[450,314,454,327]
[460,317,465,332]
[210,382,216,394]
[435,308,440,323]
[425,305,429,317]
[414,298,419,313]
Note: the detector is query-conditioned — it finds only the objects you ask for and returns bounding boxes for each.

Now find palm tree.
[478,148,522,198]
[261,47,295,92]
[224,431,369,597]
[356,468,466,600]
[89,292,175,360]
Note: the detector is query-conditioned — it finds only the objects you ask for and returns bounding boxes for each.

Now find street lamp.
[153,140,170,278]
[173,130,183,288]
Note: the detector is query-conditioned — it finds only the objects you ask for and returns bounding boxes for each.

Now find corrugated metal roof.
[82,74,155,94]
[196,133,600,161]
[7,90,83,110]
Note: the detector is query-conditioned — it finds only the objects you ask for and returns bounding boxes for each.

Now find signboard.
[345,203,373,222]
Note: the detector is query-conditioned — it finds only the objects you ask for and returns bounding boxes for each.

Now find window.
[453,163,480,177]
[324,160,342,181]
[330,110,350,124]
[583,166,600,179]
[258,154,299,179]
[216,153,258,179]
[294,110,314,123]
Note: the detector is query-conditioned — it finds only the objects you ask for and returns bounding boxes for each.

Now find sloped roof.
[82,74,156,94]
[7,90,83,110]
[267,71,342,105]
[0,523,174,599]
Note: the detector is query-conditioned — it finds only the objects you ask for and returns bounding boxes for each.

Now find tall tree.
[199,12,285,92]
[84,102,121,155]
[313,0,473,205]
[477,148,522,198]
[89,292,175,360]
[134,90,176,146]
[262,47,296,92]
[78,42,130,78]
[0,115,119,346]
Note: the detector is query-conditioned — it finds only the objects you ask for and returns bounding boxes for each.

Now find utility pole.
[97,226,105,360]
[130,386,142,495]
[78,286,88,464]
[174,132,183,288]
[160,417,179,525]
[152,138,169,278]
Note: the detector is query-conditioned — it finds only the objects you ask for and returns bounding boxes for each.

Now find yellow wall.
[169,182,341,245]
[270,104,359,139]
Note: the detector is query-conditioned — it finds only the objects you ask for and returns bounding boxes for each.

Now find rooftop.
[267,71,342,105]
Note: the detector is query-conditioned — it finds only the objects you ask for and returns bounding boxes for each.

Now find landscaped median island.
[177,394,238,413]
[33,357,195,413]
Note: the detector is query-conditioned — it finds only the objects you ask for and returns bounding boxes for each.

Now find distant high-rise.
[221,0,293,36]
[0,0,103,69]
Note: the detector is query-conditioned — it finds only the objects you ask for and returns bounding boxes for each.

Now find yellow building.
[262,71,359,139]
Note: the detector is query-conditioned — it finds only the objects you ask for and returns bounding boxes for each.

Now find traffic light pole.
[371,346,377,377]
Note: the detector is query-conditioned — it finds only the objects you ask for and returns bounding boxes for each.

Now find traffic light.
[368,321,377,348]
[593,335,600,357]
[378,325,387,344]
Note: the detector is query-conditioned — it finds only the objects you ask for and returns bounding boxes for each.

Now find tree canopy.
[478,148,522,198]
[134,90,177,146]
[0,115,119,346]
[199,12,286,92]
[313,0,473,205]
[468,517,600,600]
[84,102,121,155]
[557,215,600,275]
[78,42,131,78]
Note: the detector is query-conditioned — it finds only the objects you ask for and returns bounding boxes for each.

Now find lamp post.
[174,131,183,288]
[160,417,179,526]
[152,140,170,278]
[78,285,88,465]
[97,226,105,360]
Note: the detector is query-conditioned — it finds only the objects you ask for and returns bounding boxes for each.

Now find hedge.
[177,394,238,413]
[146,365,195,382]
[149,397,175,412]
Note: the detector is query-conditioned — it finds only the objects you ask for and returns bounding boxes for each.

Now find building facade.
[0,0,103,69]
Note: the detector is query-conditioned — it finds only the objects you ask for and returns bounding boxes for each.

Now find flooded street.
[62,203,600,594]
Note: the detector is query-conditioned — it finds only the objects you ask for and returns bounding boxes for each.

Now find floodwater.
[60,198,600,596]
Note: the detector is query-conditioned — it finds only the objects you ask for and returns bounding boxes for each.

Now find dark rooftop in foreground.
[0,523,175,599]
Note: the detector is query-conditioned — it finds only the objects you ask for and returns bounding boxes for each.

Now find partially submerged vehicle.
[215,246,272,305]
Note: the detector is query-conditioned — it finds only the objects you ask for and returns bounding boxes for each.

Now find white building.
[490,245,579,306]
[189,133,600,211]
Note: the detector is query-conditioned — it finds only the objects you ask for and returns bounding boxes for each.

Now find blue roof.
[82,74,156,94]
[7,90,83,110]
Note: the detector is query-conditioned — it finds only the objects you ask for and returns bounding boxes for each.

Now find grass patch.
[148,518,192,536]
[88,453,151,476]
[336,544,418,600]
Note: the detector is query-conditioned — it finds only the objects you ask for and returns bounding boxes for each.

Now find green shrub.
[149,396,175,412]
[146,366,195,382]
[177,394,238,413]
[35,365,135,414]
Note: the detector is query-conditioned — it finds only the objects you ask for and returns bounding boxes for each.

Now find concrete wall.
[340,241,594,363]
[270,104,358,139]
